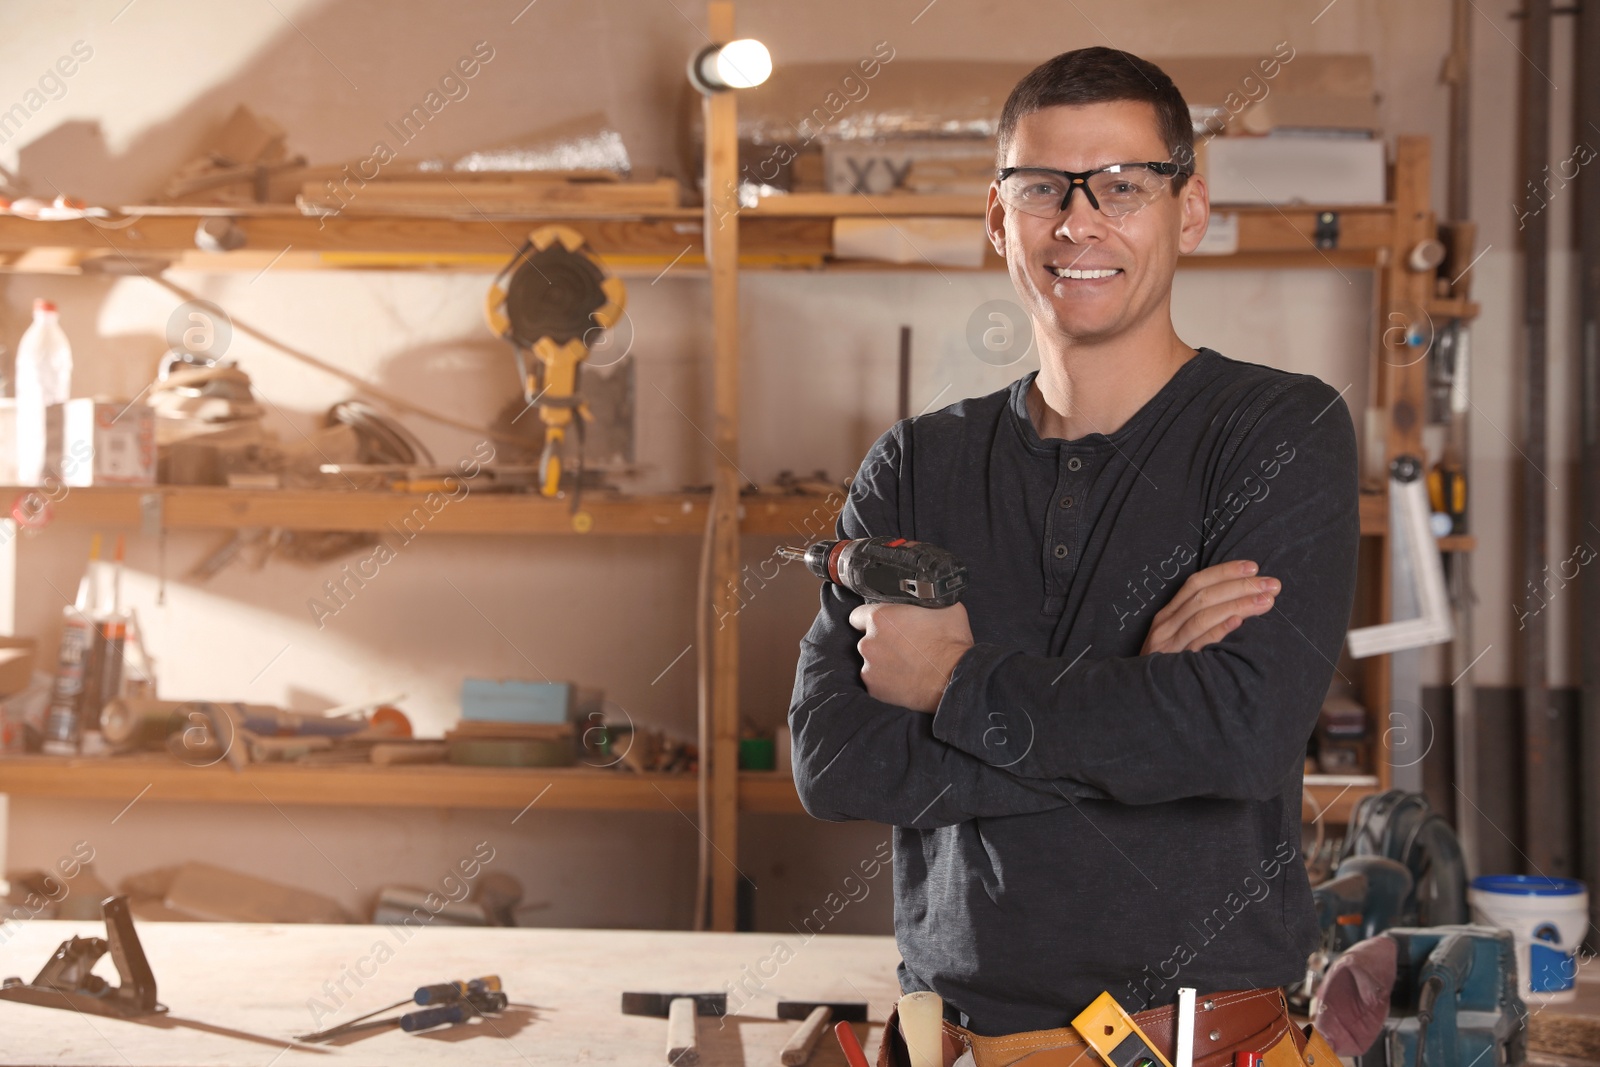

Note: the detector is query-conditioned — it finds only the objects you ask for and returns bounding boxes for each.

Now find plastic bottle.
[42,534,101,755]
[15,298,72,485]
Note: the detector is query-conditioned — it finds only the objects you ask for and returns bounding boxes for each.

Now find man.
[788,47,1359,1061]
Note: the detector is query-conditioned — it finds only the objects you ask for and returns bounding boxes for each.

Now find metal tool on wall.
[1347,457,1454,659]
[486,224,626,502]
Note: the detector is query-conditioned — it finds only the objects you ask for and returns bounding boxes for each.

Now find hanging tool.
[486,224,626,500]
[295,975,503,1042]
[777,998,868,1066]
[0,896,164,1018]
[1346,457,1455,657]
[781,537,968,607]
[620,990,726,1064]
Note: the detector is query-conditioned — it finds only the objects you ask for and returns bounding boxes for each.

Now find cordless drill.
[781,537,968,607]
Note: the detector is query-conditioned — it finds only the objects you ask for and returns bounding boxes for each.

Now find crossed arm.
[787,383,1360,825]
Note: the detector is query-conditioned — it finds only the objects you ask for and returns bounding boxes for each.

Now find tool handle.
[780,1005,832,1066]
[413,974,502,1004]
[402,1003,469,1032]
[667,996,700,1065]
[400,990,506,1032]
[898,991,944,1067]
[834,1020,872,1067]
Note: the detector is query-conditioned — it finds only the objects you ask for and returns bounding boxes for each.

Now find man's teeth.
[1049,267,1121,279]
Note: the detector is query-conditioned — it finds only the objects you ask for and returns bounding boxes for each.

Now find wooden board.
[0,756,808,813]
[297,178,682,217]
[0,921,904,1065]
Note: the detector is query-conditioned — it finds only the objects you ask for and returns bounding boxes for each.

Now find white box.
[45,399,157,486]
[1204,136,1386,206]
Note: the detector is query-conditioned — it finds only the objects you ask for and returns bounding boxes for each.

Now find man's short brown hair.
[995,47,1195,176]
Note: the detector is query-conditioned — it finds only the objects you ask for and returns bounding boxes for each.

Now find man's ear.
[1176,173,1211,256]
[985,182,1007,258]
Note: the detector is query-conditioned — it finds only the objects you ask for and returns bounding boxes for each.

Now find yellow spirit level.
[1072,991,1175,1067]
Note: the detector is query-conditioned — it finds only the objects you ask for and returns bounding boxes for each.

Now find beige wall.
[0,0,1573,932]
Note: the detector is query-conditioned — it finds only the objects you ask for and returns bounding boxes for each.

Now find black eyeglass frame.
[995,161,1189,217]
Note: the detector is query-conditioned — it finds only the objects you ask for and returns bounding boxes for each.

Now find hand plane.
[0,895,165,1018]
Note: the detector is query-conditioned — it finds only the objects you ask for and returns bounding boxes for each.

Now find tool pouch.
[875,988,1339,1067]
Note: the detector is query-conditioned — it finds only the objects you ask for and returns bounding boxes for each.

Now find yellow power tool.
[486,225,626,498]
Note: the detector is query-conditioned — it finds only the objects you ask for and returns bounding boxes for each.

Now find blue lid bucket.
[1470,875,1589,1002]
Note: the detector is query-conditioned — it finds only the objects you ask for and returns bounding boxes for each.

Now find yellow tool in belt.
[485,225,626,498]
[1073,992,1176,1067]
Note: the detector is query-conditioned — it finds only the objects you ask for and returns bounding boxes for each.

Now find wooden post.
[1370,136,1435,792]
[703,0,742,932]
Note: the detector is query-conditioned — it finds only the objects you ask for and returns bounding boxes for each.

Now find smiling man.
[788,48,1359,1064]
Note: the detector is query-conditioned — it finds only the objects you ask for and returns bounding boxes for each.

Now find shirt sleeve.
[929,378,1361,805]
[788,423,1105,829]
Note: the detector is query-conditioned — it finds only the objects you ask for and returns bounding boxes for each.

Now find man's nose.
[1054,183,1106,242]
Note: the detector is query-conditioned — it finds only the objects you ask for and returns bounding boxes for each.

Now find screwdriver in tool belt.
[781,537,968,607]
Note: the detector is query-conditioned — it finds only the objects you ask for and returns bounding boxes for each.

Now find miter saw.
[486,225,626,499]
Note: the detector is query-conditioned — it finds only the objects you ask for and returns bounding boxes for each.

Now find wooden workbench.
[0,921,904,1066]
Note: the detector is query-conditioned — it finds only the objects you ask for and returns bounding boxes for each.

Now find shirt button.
[1067,457,1082,471]
[1059,496,1073,508]
[1053,544,1069,559]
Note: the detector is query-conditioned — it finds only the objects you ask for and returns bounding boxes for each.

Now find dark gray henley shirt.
[788,347,1360,1036]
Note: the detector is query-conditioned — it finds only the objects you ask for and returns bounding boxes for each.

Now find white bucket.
[1469,875,1588,1003]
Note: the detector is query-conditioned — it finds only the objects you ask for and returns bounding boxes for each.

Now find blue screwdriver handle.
[401,1003,469,1032]
[401,991,508,1033]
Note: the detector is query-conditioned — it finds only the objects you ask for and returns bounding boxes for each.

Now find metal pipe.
[1518,0,1556,875]
[1575,0,1600,939]
[1444,0,1481,876]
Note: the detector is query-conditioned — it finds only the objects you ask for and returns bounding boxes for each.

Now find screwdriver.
[781,537,968,607]
[402,990,509,1032]
[295,975,503,1042]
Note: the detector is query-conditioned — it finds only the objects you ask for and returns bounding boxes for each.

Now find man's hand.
[1142,559,1280,654]
[848,602,974,713]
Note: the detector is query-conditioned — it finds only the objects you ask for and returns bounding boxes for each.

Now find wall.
[0,0,1571,934]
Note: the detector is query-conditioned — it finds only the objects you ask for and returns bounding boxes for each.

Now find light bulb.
[713,39,771,89]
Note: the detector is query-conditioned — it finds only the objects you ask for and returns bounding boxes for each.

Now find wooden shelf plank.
[0,756,808,814]
[1302,775,1381,824]
[738,772,806,814]
[0,202,1399,275]
[5,486,1476,555]
[0,755,700,811]
[2,486,712,535]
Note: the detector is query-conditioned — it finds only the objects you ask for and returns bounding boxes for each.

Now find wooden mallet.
[776,998,869,1066]
[621,991,727,1065]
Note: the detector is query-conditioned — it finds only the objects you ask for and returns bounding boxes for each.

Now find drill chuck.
[794,537,967,607]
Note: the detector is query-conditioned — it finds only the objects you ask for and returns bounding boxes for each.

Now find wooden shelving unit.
[0,45,1469,930]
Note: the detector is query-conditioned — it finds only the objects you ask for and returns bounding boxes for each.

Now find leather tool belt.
[875,987,1340,1067]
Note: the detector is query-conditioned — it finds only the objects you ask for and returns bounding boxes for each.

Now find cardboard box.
[45,399,157,486]
[1204,136,1386,205]
[824,139,994,196]
[0,637,36,697]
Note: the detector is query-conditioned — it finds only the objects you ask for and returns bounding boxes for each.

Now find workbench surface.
[0,921,904,1066]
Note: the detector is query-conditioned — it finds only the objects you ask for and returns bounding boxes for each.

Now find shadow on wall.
[0,0,708,401]
[7,0,701,204]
